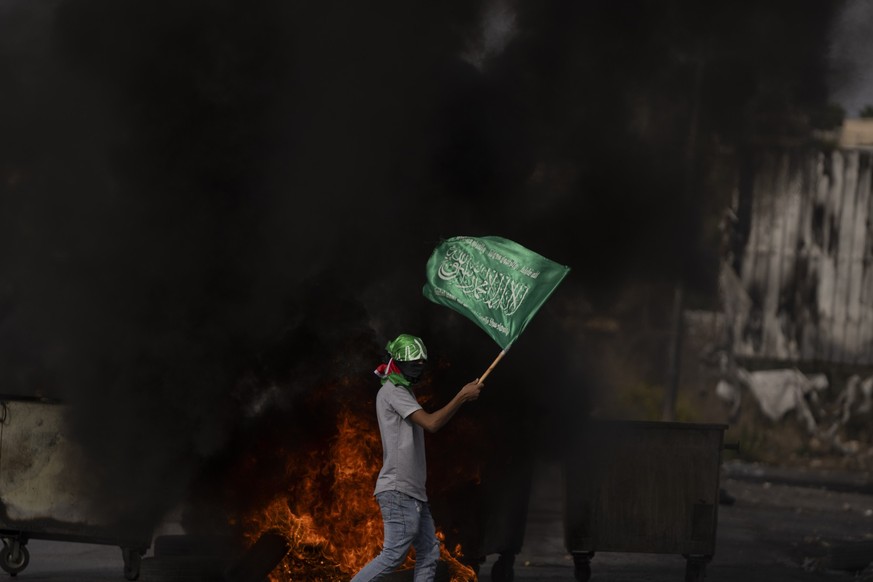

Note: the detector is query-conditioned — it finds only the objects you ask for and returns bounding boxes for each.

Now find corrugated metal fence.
[724,148,873,365]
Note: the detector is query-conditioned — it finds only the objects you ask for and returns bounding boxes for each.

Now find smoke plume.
[0,0,842,531]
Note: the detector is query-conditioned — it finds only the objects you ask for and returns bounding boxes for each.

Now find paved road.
[0,539,127,581]
[478,462,873,582]
[7,462,873,581]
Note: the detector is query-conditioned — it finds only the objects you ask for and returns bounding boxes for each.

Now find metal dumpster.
[564,420,727,582]
[0,396,152,579]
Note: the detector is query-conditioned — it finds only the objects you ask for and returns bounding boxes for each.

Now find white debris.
[743,368,828,430]
[715,379,742,417]
[837,374,873,423]
[714,365,873,455]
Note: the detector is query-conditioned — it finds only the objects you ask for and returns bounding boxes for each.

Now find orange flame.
[241,408,478,581]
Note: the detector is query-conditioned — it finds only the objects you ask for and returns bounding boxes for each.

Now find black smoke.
[0,0,841,533]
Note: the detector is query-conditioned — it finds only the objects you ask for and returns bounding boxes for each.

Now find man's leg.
[351,491,420,582]
[412,501,440,582]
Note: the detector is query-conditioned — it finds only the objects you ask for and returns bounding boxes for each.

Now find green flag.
[423,236,570,350]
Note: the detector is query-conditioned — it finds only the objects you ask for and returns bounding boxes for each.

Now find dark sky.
[829,0,873,115]
[0,0,846,528]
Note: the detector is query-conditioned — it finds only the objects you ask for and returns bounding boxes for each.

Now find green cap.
[385,334,428,362]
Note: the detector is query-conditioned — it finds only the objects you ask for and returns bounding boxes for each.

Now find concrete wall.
[841,119,873,149]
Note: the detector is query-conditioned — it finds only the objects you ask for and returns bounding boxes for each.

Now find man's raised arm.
[409,380,482,433]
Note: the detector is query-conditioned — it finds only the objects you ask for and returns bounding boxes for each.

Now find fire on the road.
[239,408,477,581]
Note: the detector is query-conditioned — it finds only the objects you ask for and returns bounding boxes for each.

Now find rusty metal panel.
[725,148,873,365]
[0,397,150,547]
[0,399,93,527]
[564,421,725,557]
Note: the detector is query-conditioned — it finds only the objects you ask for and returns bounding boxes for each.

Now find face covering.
[374,356,426,387]
[396,359,426,384]
[374,357,412,387]
[375,334,429,387]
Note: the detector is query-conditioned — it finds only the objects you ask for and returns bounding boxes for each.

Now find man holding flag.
[351,334,482,582]
[354,236,567,581]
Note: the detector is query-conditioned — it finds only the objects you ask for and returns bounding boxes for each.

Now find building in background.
[721,139,873,367]
[840,118,873,149]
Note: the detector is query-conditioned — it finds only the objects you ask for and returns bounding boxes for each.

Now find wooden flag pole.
[478,349,507,383]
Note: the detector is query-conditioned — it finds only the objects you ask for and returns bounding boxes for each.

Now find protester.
[351,334,483,582]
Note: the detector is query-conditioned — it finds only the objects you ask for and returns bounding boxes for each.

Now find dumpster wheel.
[0,542,29,577]
[122,546,145,581]
[491,553,515,582]
[684,554,711,582]
[571,552,594,582]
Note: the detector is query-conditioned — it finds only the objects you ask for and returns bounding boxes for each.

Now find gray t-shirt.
[373,380,427,501]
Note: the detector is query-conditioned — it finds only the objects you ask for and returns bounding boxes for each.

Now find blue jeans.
[351,490,441,582]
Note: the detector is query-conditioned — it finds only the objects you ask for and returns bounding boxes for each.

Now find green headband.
[385,334,428,362]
